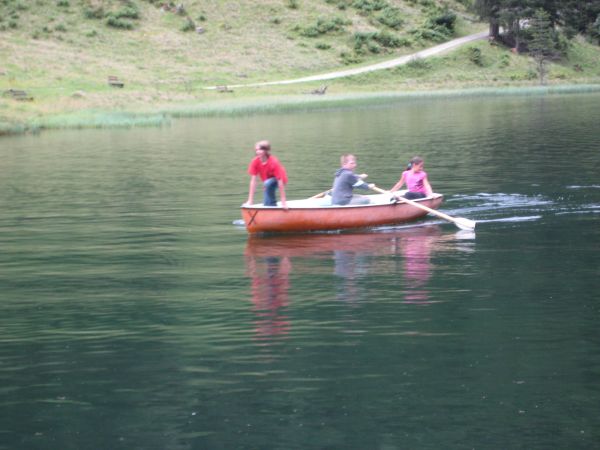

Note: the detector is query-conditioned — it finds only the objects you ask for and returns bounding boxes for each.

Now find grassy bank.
[1,0,600,136]
[6,83,598,136]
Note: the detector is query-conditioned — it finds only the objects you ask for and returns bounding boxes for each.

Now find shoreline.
[3,83,600,137]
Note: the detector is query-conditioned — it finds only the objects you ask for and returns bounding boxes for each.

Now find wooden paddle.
[370,185,476,231]
[309,190,331,199]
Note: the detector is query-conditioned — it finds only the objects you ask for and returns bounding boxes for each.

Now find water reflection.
[244,253,291,340]
[244,227,475,337]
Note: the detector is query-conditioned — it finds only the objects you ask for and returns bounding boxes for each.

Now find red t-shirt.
[248,155,288,184]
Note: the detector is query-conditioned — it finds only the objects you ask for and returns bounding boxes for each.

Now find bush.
[106,15,134,29]
[373,30,404,47]
[340,51,362,65]
[181,18,195,32]
[286,0,299,9]
[315,42,331,50]
[589,14,600,43]
[467,46,483,66]
[430,10,456,31]
[113,6,139,20]
[406,57,431,70]
[56,0,69,7]
[352,0,387,13]
[376,7,403,30]
[84,6,104,19]
[300,16,350,37]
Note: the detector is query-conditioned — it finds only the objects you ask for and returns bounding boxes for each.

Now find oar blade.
[454,217,477,230]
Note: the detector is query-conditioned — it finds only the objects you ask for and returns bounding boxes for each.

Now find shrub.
[55,23,67,32]
[56,0,69,7]
[315,42,331,50]
[352,0,387,13]
[286,0,299,9]
[181,18,195,32]
[373,30,404,47]
[376,7,403,30]
[411,26,448,43]
[467,46,483,66]
[113,6,139,20]
[430,10,456,31]
[406,57,431,70]
[588,14,600,44]
[353,31,375,52]
[300,16,350,37]
[106,16,134,29]
[340,51,361,65]
[499,53,510,68]
[84,6,104,19]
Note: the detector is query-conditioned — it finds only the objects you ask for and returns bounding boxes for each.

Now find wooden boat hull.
[241,195,444,233]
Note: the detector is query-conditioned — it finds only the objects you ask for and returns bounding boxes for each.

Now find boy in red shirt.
[246,140,288,208]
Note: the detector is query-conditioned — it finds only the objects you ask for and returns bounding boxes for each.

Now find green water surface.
[1,93,599,449]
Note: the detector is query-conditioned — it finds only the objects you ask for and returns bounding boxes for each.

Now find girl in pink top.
[390,156,433,200]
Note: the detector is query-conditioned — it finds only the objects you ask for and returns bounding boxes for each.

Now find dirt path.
[206,30,488,90]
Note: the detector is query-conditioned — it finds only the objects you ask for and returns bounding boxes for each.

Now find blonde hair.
[340,154,355,165]
[255,140,271,152]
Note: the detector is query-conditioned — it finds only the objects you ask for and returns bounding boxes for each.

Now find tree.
[528,9,557,84]
[557,0,600,39]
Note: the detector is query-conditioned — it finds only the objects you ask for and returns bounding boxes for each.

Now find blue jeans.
[404,191,426,200]
[263,177,279,206]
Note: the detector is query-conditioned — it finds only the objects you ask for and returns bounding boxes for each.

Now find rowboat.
[240,191,444,233]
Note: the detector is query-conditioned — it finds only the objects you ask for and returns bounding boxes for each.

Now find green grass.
[0,0,599,135]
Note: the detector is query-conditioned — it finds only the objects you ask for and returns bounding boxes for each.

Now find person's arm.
[246,175,257,205]
[390,173,405,192]
[278,179,288,209]
[423,176,433,196]
[354,180,370,190]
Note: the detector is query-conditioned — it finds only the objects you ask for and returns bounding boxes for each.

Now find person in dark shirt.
[331,154,374,205]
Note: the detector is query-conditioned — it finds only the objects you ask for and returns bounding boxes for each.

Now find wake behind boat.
[241,191,444,233]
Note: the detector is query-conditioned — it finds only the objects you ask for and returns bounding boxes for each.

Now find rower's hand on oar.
[359,173,368,179]
[367,183,375,189]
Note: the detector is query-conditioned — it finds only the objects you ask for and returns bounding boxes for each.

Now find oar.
[370,185,476,231]
[309,190,331,199]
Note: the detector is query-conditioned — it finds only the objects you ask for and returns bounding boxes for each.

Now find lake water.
[1,93,599,449]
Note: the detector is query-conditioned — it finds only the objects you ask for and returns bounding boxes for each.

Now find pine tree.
[529,9,557,85]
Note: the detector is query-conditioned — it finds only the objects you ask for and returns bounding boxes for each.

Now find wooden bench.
[108,76,124,88]
[310,85,327,95]
[2,89,33,101]
[216,85,233,93]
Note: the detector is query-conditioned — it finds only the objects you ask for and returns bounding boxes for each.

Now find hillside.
[1,0,600,134]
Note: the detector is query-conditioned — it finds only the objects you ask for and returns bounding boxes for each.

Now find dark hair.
[407,156,423,169]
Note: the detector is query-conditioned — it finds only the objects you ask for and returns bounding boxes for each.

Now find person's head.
[254,140,271,158]
[341,154,357,169]
[408,156,424,171]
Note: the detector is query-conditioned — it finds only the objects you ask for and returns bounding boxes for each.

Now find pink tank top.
[404,170,427,193]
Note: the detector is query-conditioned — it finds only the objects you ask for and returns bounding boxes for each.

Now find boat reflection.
[244,226,475,338]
